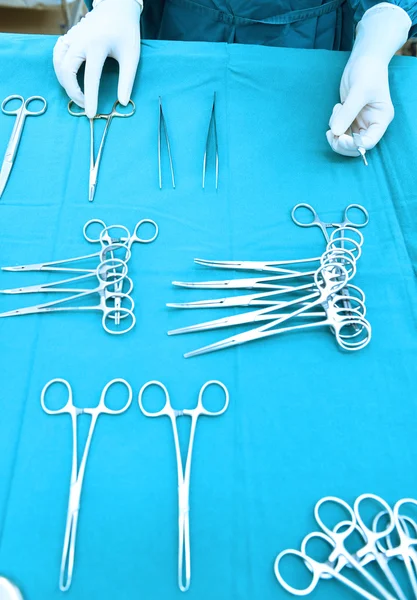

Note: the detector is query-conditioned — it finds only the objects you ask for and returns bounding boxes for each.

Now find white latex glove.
[53,0,142,118]
[327,3,412,158]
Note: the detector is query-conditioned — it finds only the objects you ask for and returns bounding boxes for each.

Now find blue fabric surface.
[0,35,417,600]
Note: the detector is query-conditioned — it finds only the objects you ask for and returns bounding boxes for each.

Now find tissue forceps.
[158,97,175,189]
[0,95,47,198]
[68,99,135,201]
[41,378,133,591]
[0,259,136,334]
[291,204,369,243]
[202,92,218,190]
[138,380,229,592]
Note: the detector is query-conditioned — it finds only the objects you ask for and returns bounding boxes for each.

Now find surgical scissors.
[138,380,229,592]
[68,99,135,201]
[0,258,136,334]
[41,378,133,591]
[291,203,369,243]
[0,95,47,198]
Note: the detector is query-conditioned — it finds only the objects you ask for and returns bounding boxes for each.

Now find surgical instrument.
[202,92,219,190]
[0,265,133,297]
[0,95,47,198]
[68,99,135,201]
[0,259,136,334]
[41,378,133,591]
[158,97,175,189]
[168,230,370,355]
[138,380,229,592]
[352,132,368,166]
[83,218,159,253]
[274,494,416,600]
[291,203,369,243]
[1,218,158,333]
[83,218,158,325]
[2,243,131,274]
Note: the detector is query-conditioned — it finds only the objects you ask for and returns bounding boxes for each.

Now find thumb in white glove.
[327,3,412,159]
[53,0,142,118]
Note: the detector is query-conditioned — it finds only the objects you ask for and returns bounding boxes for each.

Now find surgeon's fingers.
[329,88,366,136]
[53,36,70,81]
[59,44,86,108]
[115,42,141,106]
[358,121,389,150]
[326,130,360,157]
[84,46,108,118]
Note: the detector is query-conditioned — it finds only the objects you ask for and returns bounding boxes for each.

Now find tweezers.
[158,96,176,189]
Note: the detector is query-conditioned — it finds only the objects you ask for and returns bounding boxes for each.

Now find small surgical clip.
[158,97,175,189]
[202,92,219,190]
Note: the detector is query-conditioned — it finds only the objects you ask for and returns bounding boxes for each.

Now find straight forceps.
[138,381,229,592]
[0,95,47,198]
[68,99,135,201]
[41,378,133,591]
[202,92,218,190]
[158,97,175,189]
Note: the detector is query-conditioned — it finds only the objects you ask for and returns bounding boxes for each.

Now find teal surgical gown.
[84,1,417,50]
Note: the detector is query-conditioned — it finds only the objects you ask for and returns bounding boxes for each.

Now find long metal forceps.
[202,92,218,190]
[0,95,47,198]
[158,97,175,189]
[41,378,133,591]
[138,380,229,591]
[68,99,135,201]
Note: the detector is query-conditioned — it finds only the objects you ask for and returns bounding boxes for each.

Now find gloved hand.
[53,0,142,118]
[327,3,412,158]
